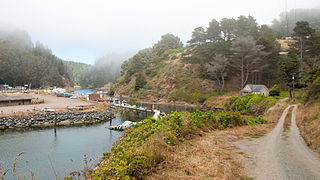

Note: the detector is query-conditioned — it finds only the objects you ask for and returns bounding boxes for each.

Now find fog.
[0,0,319,64]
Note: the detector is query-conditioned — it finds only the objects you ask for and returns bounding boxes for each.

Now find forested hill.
[79,52,135,89]
[0,27,71,88]
[112,14,320,103]
[63,61,91,86]
[271,8,320,37]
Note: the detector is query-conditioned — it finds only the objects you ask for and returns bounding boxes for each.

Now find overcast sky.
[0,0,319,64]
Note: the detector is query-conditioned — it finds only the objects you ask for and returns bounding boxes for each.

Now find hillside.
[114,54,220,103]
[111,16,283,104]
[0,27,71,88]
[79,52,135,89]
[63,61,91,86]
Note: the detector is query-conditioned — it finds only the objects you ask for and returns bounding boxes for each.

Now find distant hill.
[0,27,71,88]
[79,52,135,89]
[63,61,91,86]
[271,8,320,37]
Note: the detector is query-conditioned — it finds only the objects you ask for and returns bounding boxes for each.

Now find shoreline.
[0,108,115,130]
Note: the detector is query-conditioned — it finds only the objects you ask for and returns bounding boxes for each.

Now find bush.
[225,94,277,116]
[269,85,280,96]
[91,110,266,179]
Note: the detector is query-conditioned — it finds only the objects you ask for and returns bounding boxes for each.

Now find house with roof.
[241,84,269,96]
[0,95,33,107]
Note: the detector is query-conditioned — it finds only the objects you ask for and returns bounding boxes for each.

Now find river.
[0,104,200,179]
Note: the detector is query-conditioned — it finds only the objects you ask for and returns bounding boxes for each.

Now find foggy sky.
[0,0,319,64]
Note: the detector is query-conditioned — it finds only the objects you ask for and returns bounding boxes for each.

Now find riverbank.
[0,108,114,130]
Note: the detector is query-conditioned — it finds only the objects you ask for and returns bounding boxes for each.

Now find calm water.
[72,89,94,96]
[0,114,124,179]
[0,104,200,179]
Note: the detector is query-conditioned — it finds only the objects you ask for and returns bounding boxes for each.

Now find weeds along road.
[237,105,320,180]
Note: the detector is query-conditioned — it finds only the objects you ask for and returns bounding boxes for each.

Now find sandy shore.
[0,94,93,114]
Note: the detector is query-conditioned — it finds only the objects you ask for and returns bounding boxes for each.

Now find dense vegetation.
[79,52,134,88]
[225,94,278,116]
[0,28,71,88]
[112,13,320,103]
[63,61,91,86]
[90,110,265,179]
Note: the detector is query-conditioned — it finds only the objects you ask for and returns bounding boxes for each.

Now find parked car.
[70,96,78,99]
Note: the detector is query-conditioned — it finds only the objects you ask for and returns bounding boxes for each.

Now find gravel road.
[236,105,320,179]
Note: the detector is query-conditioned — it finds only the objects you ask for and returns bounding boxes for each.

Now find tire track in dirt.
[236,105,320,179]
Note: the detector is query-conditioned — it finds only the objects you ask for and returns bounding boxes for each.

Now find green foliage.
[92,110,266,179]
[80,52,134,88]
[226,94,277,116]
[63,61,91,85]
[0,39,71,88]
[269,85,280,96]
[305,68,320,101]
[134,73,146,91]
[152,34,183,56]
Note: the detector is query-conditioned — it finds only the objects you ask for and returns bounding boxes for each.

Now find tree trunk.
[300,37,303,84]
[220,71,225,95]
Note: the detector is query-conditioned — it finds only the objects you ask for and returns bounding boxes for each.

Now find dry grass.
[144,130,249,180]
[0,111,30,118]
[143,99,289,180]
[296,102,320,153]
[282,107,293,139]
[204,91,239,108]
[263,101,288,124]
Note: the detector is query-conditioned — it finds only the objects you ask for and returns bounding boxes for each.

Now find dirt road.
[236,105,320,179]
[0,94,92,114]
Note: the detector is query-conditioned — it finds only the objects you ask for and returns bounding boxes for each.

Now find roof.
[0,95,33,102]
[241,84,268,92]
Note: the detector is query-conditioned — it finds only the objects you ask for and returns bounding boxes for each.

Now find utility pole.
[292,74,295,101]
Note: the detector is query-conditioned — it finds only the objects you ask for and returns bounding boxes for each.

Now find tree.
[293,21,314,76]
[187,27,206,47]
[135,72,146,91]
[279,52,300,98]
[210,54,229,95]
[152,34,183,56]
[231,36,268,89]
[235,15,259,38]
[206,19,221,42]
[220,18,236,41]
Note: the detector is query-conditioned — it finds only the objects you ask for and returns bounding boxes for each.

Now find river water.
[0,104,200,179]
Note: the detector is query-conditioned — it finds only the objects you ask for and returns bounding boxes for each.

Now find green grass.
[90,110,265,179]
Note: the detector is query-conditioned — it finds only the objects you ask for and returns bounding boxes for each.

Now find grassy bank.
[225,94,278,116]
[297,102,320,153]
[90,110,265,179]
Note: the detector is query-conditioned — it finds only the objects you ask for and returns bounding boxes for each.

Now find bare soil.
[0,94,92,114]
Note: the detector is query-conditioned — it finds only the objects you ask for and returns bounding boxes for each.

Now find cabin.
[241,84,269,96]
[0,95,32,107]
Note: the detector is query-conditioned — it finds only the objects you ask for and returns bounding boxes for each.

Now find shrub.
[91,110,266,179]
[226,94,277,116]
[269,85,280,96]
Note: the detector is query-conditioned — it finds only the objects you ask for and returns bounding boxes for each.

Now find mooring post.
[54,113,57,134]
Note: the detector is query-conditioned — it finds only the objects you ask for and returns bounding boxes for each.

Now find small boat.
[109,121,136,131]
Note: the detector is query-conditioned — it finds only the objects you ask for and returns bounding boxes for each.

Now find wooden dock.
[113,104,155,113]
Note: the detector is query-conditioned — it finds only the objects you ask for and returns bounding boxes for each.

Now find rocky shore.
[0,108,115,130]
